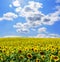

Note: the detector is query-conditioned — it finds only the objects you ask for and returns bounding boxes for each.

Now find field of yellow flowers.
[0,38,60,62]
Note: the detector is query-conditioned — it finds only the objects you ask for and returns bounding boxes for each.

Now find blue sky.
[0,0,60,38]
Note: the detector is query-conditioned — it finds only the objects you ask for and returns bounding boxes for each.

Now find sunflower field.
[0,38,60,62]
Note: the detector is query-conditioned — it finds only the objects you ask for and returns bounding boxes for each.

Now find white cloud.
[20,7,34,17]
[12,0,20,7]
[13,1,60,35]
[14,1,43,17]
[50,11,60,21]
[13,22,30,33]
[41,9,60,25]
[29,21,42,28]
[36,26,60,38]
[0,0,59,38]
[26,12,44,21]
[15,7,22,13]
[11,1,60,37]
[36,33,60,38]
[41,16,54,25]
[16,28,29,33]
[0,12,18,21]
[3,35,21,38]
[38,27,47,33]
[17,1,43,28]
[28,1,43,10]
[18,1,60,27]
[36,34,48,38]
[25,9,60,26]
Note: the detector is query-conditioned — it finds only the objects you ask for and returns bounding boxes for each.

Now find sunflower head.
[36,58,40,62]
[25,47,29,51]
[27,53,33,59]
[34,48,38,53]
[52,55,59,61]
[31,47,34,51]
[58,51,60,55]
[41,55,45,60]
[40,51,45,55]
[51,48,56,53]
[46,47,49,51]
[19,55,24,59]
[0,49,2,53]
[2,49,6,53]
[0,46,1,48]
[18,49,22,53]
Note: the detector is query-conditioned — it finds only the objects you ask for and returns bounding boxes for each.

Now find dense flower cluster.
[0,38,60,62]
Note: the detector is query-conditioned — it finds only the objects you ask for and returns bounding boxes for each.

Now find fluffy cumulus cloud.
[38,27,47,33]
[42,10,60,25]
[12,1,60,37]
[0,0,60,37]
[13,1,44,33]
[15,7,22,13]
[9,0,24,8]
[12,0,21,7]
[0,12,18,21]
[36,33,60,38]
[37,27,60,38]
[19,1,43,17]
[13,22,30,33]
[15,1,60,26]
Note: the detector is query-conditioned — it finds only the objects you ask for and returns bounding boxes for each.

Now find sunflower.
[19,55,24,59]
[52,55,59,62]
[41,55,45,60]
[35,58,40,62]
[40,51,45,55]
[0,49,2,53]
[27,53,33,59]
[18,49,22,53]
[49,54,52,58]
[2,48,6,53]
[45,47,49,51]
[58,51,60,55]
[51,46,54,48]
[0,46,1,48]
[51,48,56,53]
[31,47,34,51]
[34,48,38,53]
[25,47,29,51]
